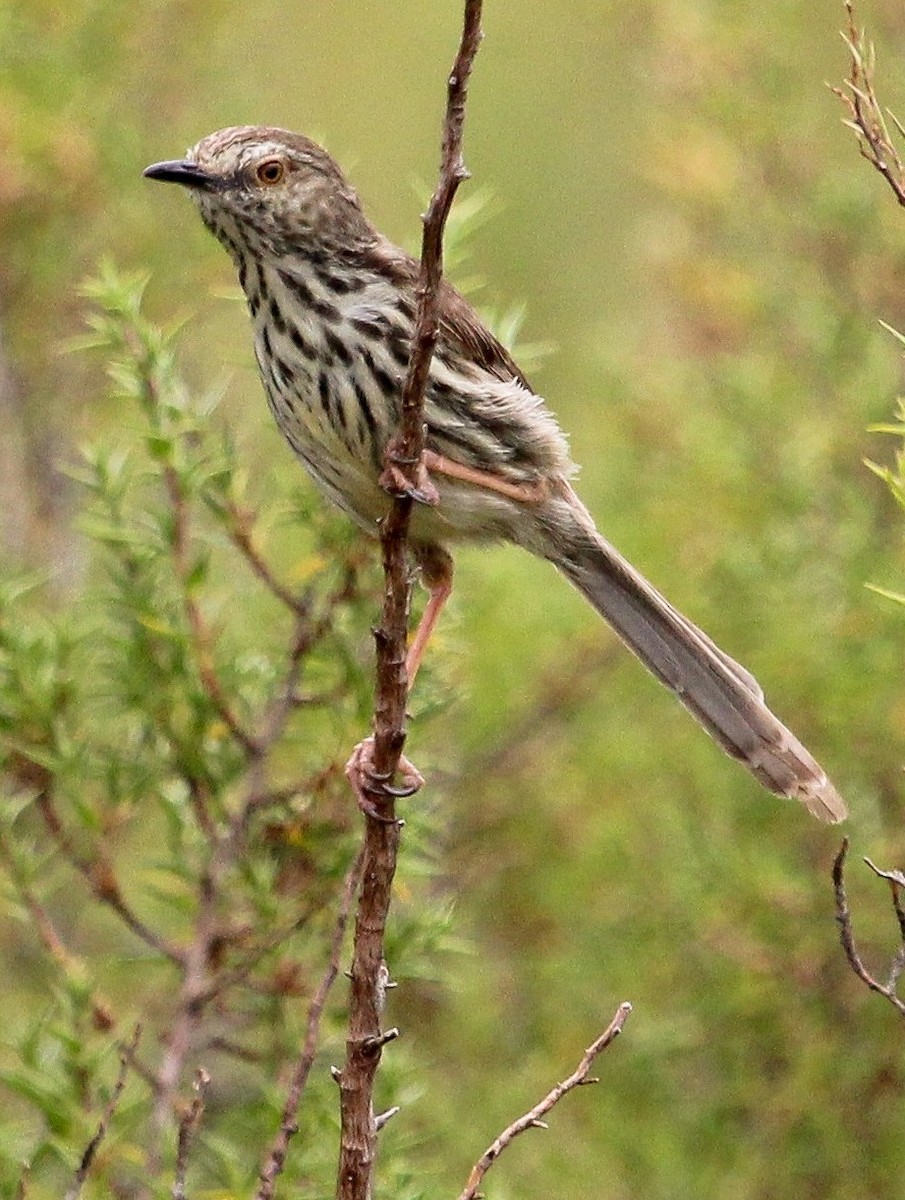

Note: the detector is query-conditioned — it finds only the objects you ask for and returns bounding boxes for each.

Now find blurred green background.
[3,0,905,1196]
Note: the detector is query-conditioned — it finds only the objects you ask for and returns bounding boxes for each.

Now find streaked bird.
[144,126,846,823]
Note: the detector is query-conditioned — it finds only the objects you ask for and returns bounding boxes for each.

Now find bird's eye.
[255,158,285,185]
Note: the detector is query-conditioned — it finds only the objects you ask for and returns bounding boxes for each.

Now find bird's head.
[144,125,371,259]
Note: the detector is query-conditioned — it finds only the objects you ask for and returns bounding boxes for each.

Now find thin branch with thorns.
[832,838,905,1017]
[832,0,905,206]
[458,1002,633,1200]
[336,4,484,1199]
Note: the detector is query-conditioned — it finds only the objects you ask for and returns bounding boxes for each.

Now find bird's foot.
[345,736,423,824]
[379,454,440,506]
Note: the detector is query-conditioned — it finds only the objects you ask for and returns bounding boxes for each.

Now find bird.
[144,125,846,823]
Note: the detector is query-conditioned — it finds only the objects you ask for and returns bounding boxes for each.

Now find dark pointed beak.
[143,159,213,189]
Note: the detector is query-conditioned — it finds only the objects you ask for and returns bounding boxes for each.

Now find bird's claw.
[345,737,423,823]
[378,459,440,507]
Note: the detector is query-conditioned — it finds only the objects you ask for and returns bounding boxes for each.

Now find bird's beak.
[143,159,213,189]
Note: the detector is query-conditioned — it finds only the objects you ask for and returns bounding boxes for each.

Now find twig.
[832,839,905,1017]
[148,865,218,1165]
[119,1037,159,1091]
[222,497,311,616]
[166,465,260,759]
[147,599,348,1156]
[832,1,905,206]
[34,792,183,966]
[64,1025,141,1200]
[172,1068,210,1200]
[143,571,354,1165]
[237,606,325,839]
[458,1002,633,1200]
[336,5,484,1200]
[256,847,364,1200]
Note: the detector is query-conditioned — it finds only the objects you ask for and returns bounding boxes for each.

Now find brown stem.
[0,836,116,1031]
[148,869,218,1166]
[336,4,484,1200]
[458,1002,633,1200]
[222,498,311,616]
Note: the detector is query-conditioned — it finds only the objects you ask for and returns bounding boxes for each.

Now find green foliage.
[0,268,451,1197]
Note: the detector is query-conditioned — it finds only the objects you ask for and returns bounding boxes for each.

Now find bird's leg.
[407,544,454,688]
[422,450,550,504]
[344,545,450,819]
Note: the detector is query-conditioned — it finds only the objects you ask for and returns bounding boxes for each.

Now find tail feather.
[548,523,846,824]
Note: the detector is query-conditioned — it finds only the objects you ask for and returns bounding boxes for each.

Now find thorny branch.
[458,1002,633,1200]
[832,839,905,1017]
[833,1,905,206]
[336,4,484,1200]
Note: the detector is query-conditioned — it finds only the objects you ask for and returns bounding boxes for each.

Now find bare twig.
[64,1025,141,1200]
[832,1,905,206]
[336,5,484,1200]
[832,839,905,1017]
[172,1068,210,1200]
[256,847,364,1200]
[458,1002,633,1200]
[119,1037,160,1091]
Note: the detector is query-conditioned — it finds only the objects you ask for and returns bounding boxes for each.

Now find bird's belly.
[262,374,538,548]
[258,376,385,533]
[252,321,553,547]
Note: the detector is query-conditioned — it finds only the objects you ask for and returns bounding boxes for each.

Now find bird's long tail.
[539,493,846,822]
